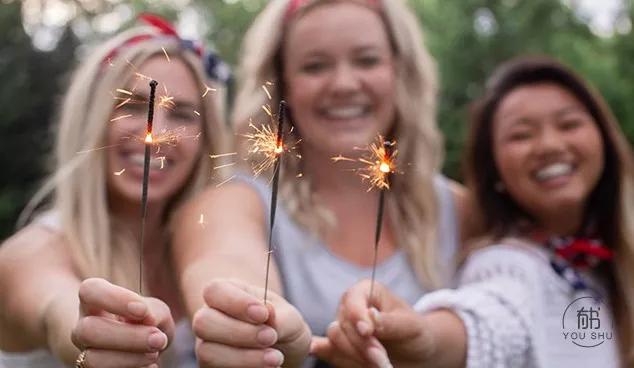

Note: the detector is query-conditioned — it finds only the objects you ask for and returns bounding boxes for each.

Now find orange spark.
[244,122,287,176]
[114,168,126,176]
[145,132,153,144]
[333,135,398,191]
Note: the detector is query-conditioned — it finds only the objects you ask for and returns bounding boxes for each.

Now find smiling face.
[106,55,203,206]
[492,82,605,228]
[282,1,396,158]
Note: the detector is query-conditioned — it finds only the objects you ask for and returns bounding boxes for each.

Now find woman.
[315,56,634,367]
[0,15,230,368]
[172,0,472,367]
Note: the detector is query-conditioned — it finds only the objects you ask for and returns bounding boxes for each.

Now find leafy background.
[1,0,632,239]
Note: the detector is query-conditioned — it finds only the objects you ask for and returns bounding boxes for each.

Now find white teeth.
[535,163,573,181]
[324,106,366,119]
[127,153,168,169]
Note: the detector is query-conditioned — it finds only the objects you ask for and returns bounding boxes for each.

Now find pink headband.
[284,0,381,23]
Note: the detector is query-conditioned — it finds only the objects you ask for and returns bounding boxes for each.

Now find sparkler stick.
[263,100,287,303]
[139,79,158,295]
[368,139,394,305]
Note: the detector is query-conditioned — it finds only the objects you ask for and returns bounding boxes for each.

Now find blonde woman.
[0,15,229,368]
[317,57,634,367]
[172,0,473,367]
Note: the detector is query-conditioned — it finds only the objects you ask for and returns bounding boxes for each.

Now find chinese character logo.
[562,297,613,348]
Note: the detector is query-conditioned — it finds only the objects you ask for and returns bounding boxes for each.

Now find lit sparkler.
[332,135,397,303]
[256,100,287,303]
[139,79,158,295]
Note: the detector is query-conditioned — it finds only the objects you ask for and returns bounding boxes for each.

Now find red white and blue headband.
[104,13,232,86]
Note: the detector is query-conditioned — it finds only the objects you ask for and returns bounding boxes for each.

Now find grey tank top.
[239,174,460,337]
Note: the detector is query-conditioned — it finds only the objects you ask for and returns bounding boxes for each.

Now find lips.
[534,162,574,182]
[321,105,370,120]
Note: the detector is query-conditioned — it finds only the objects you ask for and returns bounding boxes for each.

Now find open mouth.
[534,162,574,182]
[126,152,173,170]
[321,105,371,120]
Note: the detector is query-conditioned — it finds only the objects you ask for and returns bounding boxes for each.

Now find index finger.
[79,278,148,321]
[202,279,269,324]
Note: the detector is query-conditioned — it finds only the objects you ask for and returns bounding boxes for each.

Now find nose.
[329,62,361,95]
[534,124,565,157]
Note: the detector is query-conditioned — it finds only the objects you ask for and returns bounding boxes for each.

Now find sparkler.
[139,79,158,295]
[332,135,397,304]
[263,100,287,303]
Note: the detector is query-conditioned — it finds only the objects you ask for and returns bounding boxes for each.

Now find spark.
[202,84,216,98]
[114,98,132,109]
[193,110,201,116]
[161,47,171,63]
[110,114,132,122]
[198,214,205,227]
[157,85,176,111]
[158,156,166,169]
[215,174,236,188]
[114,168,126,176]
[213,162,236,170]
[244,122,286,177]
[209,152,238,159]
[333,135,398,191]
[116,88,133,96]
[262,85,272,100]
[297,173,303,178]
[262,105,273,117]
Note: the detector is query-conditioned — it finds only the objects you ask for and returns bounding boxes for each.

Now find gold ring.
[75,350,88,368]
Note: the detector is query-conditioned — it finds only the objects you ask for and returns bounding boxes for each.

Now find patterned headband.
[103,13,232,86]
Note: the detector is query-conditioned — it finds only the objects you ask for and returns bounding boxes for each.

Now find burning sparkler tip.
[150,80,158,88]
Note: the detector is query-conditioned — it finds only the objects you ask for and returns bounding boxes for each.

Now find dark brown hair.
[464,55,634,366]
[465,56,628,244]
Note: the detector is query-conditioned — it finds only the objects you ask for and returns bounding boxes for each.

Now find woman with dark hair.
[312,56,634,367]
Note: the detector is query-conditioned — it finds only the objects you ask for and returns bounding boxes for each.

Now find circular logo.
[562,296,614,348]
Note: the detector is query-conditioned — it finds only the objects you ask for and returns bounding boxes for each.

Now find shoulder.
[176,180,265,222]
[459,241,549,284]
[0,224,71,274]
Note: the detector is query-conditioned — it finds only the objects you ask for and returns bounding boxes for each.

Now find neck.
[109,196,167,262]
[304,147,373,196]
[534,206,586,238]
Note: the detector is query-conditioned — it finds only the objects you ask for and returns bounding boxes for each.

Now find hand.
[193,278,311,368]
[312,280,434,368]
[71,278,174,368]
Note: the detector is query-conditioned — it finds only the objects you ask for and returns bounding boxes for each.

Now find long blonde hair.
[20,27,228,290]
[233,0,444,288]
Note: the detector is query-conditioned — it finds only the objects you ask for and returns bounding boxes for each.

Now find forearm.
[419,310,467,368]
[42,288,81,364]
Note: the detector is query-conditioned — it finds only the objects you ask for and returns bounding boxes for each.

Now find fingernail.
[256,327,278,346]
[127,301,147,318]
[326,321,339,334]
[247,304,268,322]
[309,341,316,354]
[263,349,284,366]
[148,331,168,351]
[370,307,382,331]
[148,364,159,368]
[368,346,392,368]
[356,320,372,336]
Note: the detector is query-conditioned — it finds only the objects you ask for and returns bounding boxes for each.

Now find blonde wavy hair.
[20,27,228,290]
[233,0,444,288]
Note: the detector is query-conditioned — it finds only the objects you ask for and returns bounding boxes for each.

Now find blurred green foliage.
[1,0,632,239]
